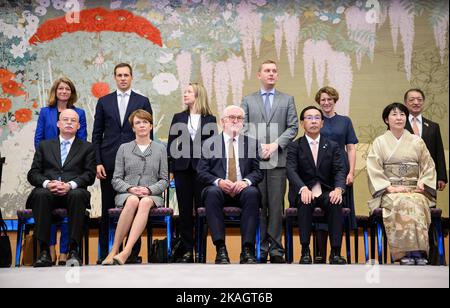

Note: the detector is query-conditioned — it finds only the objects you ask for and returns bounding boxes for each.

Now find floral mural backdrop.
[0,0,448,218]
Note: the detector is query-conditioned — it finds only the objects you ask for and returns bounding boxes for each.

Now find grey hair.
[221,105,245,119]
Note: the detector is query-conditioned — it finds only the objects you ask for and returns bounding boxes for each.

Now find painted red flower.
[0,98,12,113]
[0,68,15,84]
[2,80,26,96]
[32,101,39,109]
[15,108,33,123]
[91,82,110,98]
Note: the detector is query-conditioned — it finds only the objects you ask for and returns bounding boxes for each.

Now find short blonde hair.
[315,86,339,104]
[129,109,153,126]
[222,105,245,119]
[258,60,277,72]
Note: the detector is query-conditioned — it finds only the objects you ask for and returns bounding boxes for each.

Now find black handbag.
[0,210,12,268]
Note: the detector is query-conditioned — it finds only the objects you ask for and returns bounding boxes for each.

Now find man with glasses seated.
[197,106,264,264]
[286,106,347,265]
[27,109,96,267]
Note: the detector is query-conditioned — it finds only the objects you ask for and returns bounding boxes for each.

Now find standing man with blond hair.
[242,60,298,263]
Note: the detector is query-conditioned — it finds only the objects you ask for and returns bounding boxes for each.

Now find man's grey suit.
[242,90,298,259]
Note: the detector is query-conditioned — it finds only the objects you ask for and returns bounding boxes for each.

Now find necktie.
[412,117,420,136]
[227,138,237,183]
[264,93,272,119]
[60,140,70,166]
[119,93,127,125]
[310,140,322,197]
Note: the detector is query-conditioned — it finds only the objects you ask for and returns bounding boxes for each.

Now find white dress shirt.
[43,136,78,190]
[188,114,201,141]
[299,134,321,195]
[214,133,252,187]
[409,114,423,137]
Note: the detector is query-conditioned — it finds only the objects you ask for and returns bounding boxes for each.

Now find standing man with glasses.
[92,63,153,264]
[242,60,298,263]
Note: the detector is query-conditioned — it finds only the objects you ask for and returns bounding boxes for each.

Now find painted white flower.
[11,42,27,59]
[152,73,179,96]
[333,18,341,24]
[34,6,47,16]
[38,0,51,7]
[52,0,65,10]
[222,11,232,21]
[0,21,24,39]
[336,6,346,14]
[320,15,329,21]
[158,51,174,64]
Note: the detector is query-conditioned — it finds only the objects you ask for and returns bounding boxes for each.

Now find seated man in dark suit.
[197,105,264,264]
[287,106,347,265]
[27,109,96,267]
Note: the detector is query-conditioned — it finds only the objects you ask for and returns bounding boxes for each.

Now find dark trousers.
[203,186,260,247]
[297,191,343,249]
[30,188,88,250]
[99,172,140,259]
[174,167,203,251]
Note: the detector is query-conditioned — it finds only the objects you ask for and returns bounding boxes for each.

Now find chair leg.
[84,225,89,265]
[370,223,376,261]
[285,216,294,264]
[433,216,445,265]
[196,216,203,263]
[363,227,369,263]
[256,215,261,263]
[108,216,115,254]
[202,217,207,263]
[354,228,359,264]
[165,216,172,263]
[376,221,383,265]
[147,225,153,263]
[15,219,24,267]
[344,217,351,264]
[383,228,388,264]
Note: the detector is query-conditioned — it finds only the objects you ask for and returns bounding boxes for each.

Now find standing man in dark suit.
[92,63,153,263]
[242,60,298,263]
[404,89,447,190]
[287,106,347,265]
[404,88,448,265]
[27,109,96,267]
[197,105,264,264]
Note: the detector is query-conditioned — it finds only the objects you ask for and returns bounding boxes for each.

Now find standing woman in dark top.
[168,83,218,262]
[34,77,87,265]
[314,86,358,263]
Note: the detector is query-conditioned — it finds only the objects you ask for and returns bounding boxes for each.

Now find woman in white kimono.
[367,103,436,265]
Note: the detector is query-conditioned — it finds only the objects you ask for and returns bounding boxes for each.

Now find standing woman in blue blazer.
[34,77,87,265]
[168,83,217,262]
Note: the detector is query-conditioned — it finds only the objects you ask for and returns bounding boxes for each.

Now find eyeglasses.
[303,116,322,121]
[225,115,245,122]
[60,118,78,123]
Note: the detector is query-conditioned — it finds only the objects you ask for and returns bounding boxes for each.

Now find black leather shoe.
[177,251,194,263]
[329,252,347,265]
[66,250,82,267]
[299,248,312,265]
[240,247,257,264]
[270,255,286,264]
[125,255,142,264]
[415,258,428,266]
[314,254,326,264]
[34,250,53,267]
[215,246,230,264]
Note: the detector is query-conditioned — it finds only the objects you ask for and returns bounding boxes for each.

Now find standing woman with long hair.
[168,83,218,262]
[34,77,87,265]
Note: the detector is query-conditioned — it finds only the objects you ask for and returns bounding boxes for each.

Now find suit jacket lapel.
[63,138,81,168]
[300,137,316,170]
[220,134,227,176]
[50,107,59,136]
[50,139,62,167]
[421,117,431,143]
[268,91,280,123]
[254,92,268,122]
[238,135,246,177]
[112,92,122,127]
[316,137,327,169]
